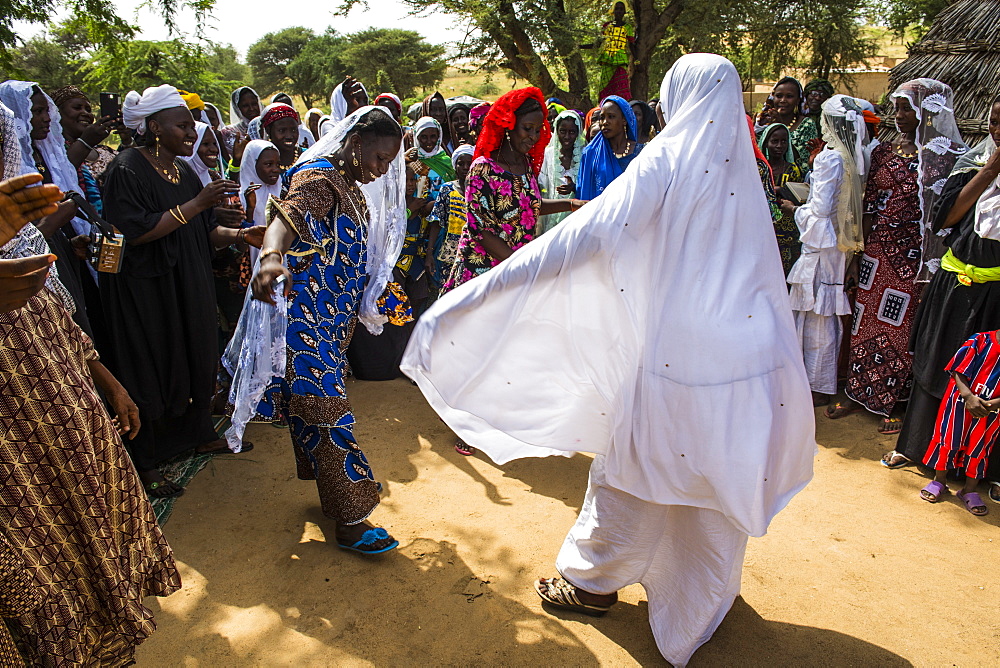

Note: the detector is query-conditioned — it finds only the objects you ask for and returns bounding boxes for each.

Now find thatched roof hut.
[889,0,1000,141]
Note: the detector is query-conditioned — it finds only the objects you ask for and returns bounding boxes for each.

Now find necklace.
[280,146,302,172]
[612,140,633,160]
[895,143,918,159]
[149,146,180,184]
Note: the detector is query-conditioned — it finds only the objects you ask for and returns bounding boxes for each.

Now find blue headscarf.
[576,96,640,200]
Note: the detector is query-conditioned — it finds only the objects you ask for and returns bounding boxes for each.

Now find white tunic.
[788,148,852,317]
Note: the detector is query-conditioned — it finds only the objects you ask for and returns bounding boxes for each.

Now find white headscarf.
[329,81,369,124]
[0,80,90,237]
[401,53,814,538]
[205,102,225,130]
[451,143,474,167]
[229,86,261,130]
[412,116,446,159]
[540,109,585,195]
[296,105,406,335]
[890,78,968,280]
[181,121,216,186]
[122,84,187,135]
[819,95,868,253]
[239,139,282,229]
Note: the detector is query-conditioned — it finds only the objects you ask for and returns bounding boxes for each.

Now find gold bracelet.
[260,247,283,263]
[176,206,189,225]
[168,207,186,225]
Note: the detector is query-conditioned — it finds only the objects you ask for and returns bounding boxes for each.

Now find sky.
[32,0,470,55]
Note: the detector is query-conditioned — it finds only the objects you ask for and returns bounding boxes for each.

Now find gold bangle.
[176,206,189,224]
[168,207,186,225]
[260,247,283,263]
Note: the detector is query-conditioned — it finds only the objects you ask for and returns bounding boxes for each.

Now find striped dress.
[923,331,1000,478]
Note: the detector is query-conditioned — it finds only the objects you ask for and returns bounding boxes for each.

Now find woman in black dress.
[102,85,264,497]
[885,95,1000,500]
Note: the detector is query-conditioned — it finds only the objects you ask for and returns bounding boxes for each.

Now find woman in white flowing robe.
[401,53,815,665]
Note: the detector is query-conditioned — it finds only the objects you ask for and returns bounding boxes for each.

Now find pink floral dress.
[442,156,541,292]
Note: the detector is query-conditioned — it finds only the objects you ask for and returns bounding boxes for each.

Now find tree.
[205,44,251,85]
[83,39,241,108]
[341,28,447,99]
[246,27,315,97]
[285,31,348,106]
[0,34,86,92]
[0,0,215,66]
[875,0,953,37]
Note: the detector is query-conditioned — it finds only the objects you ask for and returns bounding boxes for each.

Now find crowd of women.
[1,47,999,665]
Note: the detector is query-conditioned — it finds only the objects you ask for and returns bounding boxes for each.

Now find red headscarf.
[584,106,600,136]
[474,87,551,176]
[747,114,774,188]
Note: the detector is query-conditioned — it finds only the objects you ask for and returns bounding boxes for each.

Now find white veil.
[890,78,968,280]
[401,54,814,537]
[819,95,868,252]
[180,121,215,186]
[297,104,407,335]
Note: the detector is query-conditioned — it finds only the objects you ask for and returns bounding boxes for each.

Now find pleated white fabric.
[402,53,815,537]
[557,456,747,668]
[794,310,842,394]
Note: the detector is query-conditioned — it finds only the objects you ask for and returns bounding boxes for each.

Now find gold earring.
[353,151,360,167]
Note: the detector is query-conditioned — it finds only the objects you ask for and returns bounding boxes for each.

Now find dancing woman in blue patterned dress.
[250,107,404,554]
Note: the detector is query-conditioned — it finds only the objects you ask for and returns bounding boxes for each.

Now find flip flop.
[534,577,614,617]
[881,450,911,469]
[957,490,989,516]
[198,440,255,456]
[145,479,184,499]
[878,418,903,435]
[337,527,399,555]
[989,482,1000,504]
[919,480,947,503]
[825,402,862,419]
[455,440,476,456]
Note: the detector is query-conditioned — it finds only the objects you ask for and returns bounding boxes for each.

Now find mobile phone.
[99,92,121,121]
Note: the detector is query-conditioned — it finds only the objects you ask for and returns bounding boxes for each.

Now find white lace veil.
[180,121,214,186]
[820,95,868,252]
[890,78,968,280]
[0,80,90,239]
[297,105,407,335]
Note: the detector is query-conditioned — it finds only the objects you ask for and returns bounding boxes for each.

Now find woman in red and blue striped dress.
[919,330,1000,515]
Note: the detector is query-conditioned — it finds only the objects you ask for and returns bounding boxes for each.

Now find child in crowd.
[919,330,1000,516]
[395,163,432,315]
[425,144,474,296]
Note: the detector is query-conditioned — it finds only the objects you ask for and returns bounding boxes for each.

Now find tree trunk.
[548,0,593,109]
[630,0,685,99]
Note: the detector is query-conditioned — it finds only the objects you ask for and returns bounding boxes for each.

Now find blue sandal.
[337,527,399,555]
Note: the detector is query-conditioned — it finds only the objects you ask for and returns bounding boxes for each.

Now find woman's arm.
[480,229,514,262]
[130,179,236,245]
[251,215,296,305]
[539,198,585,216]
[86,358,141,439]
[942,151,1000,229]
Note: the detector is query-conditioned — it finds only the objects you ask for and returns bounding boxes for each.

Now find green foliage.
[83,39,241,107]
[0,34,87,92]
[246,27,315,98]
[872,0,952,38]
[340,28,447,99]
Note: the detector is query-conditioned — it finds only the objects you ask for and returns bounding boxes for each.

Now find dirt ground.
[135,378,999,666]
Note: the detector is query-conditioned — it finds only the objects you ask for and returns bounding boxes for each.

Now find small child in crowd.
[919,330,1000,516]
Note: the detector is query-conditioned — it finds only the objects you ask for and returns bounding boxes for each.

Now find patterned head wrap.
[804,79,835,99]
[260,103,299,129]
[468,102,491,132]
[50,85,88,108]
[474,87,551,176]
[374,93,402,119]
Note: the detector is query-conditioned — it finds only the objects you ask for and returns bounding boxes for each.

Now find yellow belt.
[940,248,1000,286]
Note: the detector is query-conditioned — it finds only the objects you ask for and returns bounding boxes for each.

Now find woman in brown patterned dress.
[0,172,180,665]
[827,79,966,434]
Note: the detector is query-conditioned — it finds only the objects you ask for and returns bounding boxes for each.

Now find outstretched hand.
[0,174,62,245]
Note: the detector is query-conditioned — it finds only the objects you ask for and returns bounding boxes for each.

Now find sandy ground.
[135,378,999,666]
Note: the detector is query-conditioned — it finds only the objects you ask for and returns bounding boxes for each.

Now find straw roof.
[889,0,1000,141]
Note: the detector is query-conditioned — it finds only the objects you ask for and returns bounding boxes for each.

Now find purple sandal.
[920,480,948,503]
[957,490,989,516]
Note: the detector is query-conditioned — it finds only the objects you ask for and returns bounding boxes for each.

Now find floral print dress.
[442,156,541,292]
